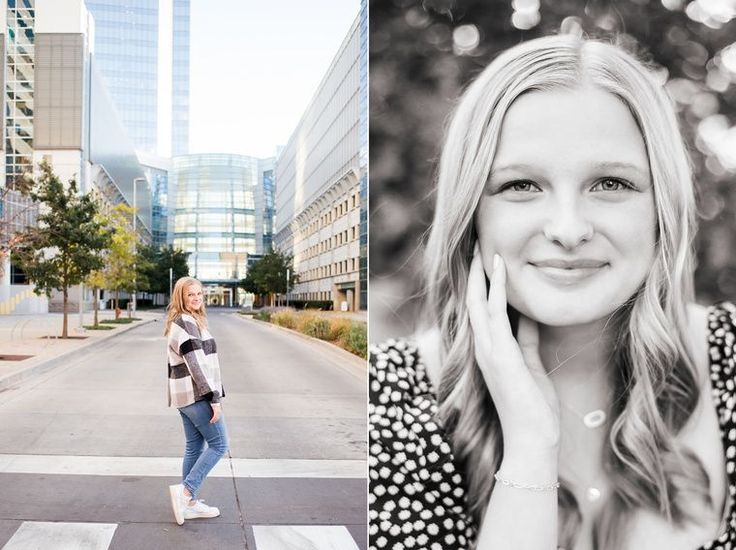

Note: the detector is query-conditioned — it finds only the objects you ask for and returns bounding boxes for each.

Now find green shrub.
[339,323,367,359]
[272,310,296,329]
[100,317,141,324]
[302,317,331,340]
[253,310,271,322]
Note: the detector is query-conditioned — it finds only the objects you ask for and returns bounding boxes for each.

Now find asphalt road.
[0,310,367,550]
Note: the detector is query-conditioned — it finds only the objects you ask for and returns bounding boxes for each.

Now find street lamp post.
[132,177,147,317]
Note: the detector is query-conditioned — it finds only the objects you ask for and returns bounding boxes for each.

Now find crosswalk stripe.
[0,454,365,478]
[252,526,360,550]
[2,522,117,550]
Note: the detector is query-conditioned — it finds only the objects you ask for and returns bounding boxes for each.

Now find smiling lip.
[530,259,608,284]
[531,259,608,269]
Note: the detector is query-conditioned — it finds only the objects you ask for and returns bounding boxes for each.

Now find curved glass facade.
[172,154,271,305]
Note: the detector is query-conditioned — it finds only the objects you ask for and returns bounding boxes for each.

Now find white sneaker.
[183,499,220,520]
[168,484,186,525]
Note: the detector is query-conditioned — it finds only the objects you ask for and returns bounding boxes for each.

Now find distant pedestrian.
[164,276,228,525]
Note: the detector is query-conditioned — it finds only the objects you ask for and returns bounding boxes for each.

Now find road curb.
[0,317,159,391]
[232,313,366,369]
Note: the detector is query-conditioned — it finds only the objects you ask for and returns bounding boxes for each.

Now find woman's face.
[183,283,203,312]
[475,85,657,327]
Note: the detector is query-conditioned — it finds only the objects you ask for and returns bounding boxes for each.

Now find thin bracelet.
[493,471,560,492]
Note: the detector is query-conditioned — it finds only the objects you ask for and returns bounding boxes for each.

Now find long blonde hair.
[164,276,208,335]
[422,35,707,549]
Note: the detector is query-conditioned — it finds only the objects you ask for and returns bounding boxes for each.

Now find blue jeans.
[178,400,229,499]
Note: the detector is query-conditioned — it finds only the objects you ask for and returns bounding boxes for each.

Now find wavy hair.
[164,276,208,335]
[422,35,708,549]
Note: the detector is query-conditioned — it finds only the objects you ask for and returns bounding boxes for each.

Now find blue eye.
[591,178,634,192]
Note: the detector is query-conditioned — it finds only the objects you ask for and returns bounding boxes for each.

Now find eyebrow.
[491,161,650,179]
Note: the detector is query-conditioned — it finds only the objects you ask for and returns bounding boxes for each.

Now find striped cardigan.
[167,314,224,408]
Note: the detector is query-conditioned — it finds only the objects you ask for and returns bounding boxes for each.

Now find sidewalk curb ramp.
[233,313,366,370]
[0,317,158,392]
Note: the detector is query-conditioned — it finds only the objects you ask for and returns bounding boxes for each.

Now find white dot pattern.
[370,303,736,549]
[369,338,475,549]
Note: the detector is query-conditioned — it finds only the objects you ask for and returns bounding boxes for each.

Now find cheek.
[598,199,658,261]
[475,201,535,262]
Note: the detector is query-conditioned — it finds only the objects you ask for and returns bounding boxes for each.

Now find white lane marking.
[252,526,359,550]
[2,521,117,550]
[0,454,365,478]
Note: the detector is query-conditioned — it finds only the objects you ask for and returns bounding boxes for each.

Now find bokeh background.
[369,0,736,343]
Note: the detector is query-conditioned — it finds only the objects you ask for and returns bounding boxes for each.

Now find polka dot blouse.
[368,302,736,550]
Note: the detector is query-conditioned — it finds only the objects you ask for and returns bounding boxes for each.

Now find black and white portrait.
[369,1,736,548]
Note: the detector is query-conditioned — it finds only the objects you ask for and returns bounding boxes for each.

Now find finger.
[517,315,545,377]
[466,246,491,336]
[486,254,514,342]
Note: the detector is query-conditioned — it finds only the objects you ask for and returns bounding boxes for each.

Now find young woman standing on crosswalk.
[164,276,228,525]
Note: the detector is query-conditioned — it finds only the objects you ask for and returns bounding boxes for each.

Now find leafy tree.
[240,249,298,306]
[85,209,117,328]
[13,160,111,338]
[103,203,138,316]
[86,268,106,328]
[137,244,189,297]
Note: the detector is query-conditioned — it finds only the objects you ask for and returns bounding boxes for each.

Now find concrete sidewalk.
[0,310,163,391]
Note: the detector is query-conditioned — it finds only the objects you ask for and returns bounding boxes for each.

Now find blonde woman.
[165,276,228,525]
[369,35,735,550]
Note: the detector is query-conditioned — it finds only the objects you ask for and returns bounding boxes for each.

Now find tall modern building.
[273,0,368,311]
[85,0,190,157]
[1,0,152,314]
[171,154,275,307]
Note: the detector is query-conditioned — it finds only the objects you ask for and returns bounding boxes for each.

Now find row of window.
[300,257,360,283]
[295,291,332,302]
[6,144,33,164]
[5,155,33,166]
[304,190,361,238]
[300,224,360,262]
[7,89,33,102]
[172,238,257,254]
[174,214,257,233]
[6,82,33,92]
[175,195,256,209]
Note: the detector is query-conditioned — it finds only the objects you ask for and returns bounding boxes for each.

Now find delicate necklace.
[582,409,607,429]
[560,404,608,501]
[561,402,608,429]
[562,466,606,502]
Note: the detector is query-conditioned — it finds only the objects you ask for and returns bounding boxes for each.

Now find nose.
[542,196,594,250]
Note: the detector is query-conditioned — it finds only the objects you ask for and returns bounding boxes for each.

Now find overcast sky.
[189,0,360,159]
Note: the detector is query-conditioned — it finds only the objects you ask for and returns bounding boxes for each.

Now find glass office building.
[358,0,367,311]
[5,0,35,187]
[85,0,190,156]
[171,0,189,157]
[273,5,367,311]
[171,154,273,306]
